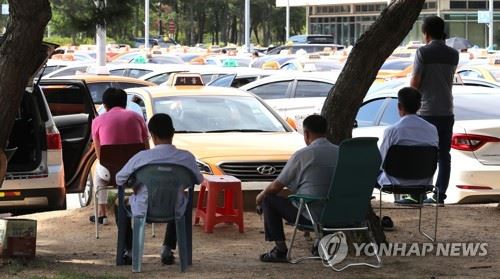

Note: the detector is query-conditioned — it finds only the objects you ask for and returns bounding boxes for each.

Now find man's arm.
[410,74,422,89]
[256,179,286,205]
[410,49,423,89]
[93,138,101,160]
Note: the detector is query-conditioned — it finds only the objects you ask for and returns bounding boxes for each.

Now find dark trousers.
[421,115,455,201]
[116,205,177,251]
[261,193,312,242]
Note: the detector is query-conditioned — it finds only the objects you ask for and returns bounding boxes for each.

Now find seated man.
[116,113,203,265]
[256,115,339,262]
[378,87,439,205]
[91,87,149,224]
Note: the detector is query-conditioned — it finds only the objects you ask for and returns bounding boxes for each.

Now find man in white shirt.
[378,87,439,205]
[116,113,203,265]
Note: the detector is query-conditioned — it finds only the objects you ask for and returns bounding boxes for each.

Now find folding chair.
[115,163,197,272]
[95,143,145,239]
[287,137,382,271]
[377,145,439,242]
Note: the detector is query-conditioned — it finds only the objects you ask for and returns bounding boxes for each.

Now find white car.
[353,86,500,204]
[240,71,339,130]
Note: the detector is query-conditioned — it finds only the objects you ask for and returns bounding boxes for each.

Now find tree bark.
[320,0,425,244]
[0,0,51,184]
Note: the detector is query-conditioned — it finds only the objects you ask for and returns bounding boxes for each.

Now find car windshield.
[153,95,287,133]
[380,60,412,71]
[454,94,500,120]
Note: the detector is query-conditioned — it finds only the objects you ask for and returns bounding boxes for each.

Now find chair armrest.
[288,194,325,203]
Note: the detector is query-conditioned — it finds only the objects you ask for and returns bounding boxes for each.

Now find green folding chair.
[117,163,197,273]
[287,137,382,271]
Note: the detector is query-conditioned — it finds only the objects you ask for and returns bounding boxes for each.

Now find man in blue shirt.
[116,113,203,265]
[378,87,439,205]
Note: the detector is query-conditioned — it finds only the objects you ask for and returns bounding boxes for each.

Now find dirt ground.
[0,202,499,279]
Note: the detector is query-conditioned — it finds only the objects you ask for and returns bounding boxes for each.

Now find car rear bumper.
[448,154,500,203]
[0,187,66,211]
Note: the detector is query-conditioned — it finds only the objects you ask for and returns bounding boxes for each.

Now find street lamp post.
[286,0,290,41]
[245,0,250,52]
[94,0,106,67]
[145,0,150,49]
[489,0,494,49]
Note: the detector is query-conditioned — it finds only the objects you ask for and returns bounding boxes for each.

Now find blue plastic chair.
[116,163,197,272]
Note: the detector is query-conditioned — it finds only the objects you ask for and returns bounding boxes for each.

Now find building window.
[450,1,467,9]
[468,1,487,9]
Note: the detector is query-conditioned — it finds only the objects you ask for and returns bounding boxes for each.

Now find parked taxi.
[124,75,305,181]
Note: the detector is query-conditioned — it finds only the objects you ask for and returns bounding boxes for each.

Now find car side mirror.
[353,119,358,128]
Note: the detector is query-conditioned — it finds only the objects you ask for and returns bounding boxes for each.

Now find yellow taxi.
[457,56,500,83]
[124,77,305,181]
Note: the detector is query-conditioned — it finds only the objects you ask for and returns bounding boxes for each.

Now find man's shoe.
[423,197,444,206]
[89,215,109,225]
[122,250,132,265]
[259,246,288,263]
[381,216,394,231]
[394,196,419,205]
[160,245,175,265]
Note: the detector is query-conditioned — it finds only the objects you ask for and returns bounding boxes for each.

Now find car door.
[245,80,293,118]
[352,97,392,145]
[288,80,334,124]
[39,79,97,193]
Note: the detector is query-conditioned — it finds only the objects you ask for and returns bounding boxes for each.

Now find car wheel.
[79,172,93,207]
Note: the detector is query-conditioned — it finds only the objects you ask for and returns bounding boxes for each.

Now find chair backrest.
[320,137,381,228]
[100,143,145,185]
[133,163,197,223]
[383,145,438,180]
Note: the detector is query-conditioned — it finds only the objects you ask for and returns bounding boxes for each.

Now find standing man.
[91,88,149,224]
[410,16,459,205]
[256,115,339,262]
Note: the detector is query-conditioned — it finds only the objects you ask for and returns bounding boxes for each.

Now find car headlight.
[196,160,213,174]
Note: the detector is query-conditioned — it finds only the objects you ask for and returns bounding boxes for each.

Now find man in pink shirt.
[91,88,149,224]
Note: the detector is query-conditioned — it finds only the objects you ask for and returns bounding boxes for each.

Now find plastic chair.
[287,137,382,271]
[116,163,197,272]
[377,145,439,242]
[95,143,145,239]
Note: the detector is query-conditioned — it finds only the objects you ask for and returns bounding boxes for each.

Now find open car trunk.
[6,88,48,173]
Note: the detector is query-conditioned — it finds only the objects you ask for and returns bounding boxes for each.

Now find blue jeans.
[421,115,455,202]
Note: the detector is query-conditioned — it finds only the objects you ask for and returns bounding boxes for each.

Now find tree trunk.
[321,0,425,244]
[0,0,51,184]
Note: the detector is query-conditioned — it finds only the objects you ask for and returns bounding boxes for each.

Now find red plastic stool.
[195,175,244,233]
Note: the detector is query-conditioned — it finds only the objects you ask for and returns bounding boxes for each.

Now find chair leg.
[329,229,382,271]
[132,216,146,273]
[95,189,100,239]
[152,223,156,238]
[176,217,189,272]
[116,186,127,266]
[187,187,194,266]
[418,188,438,242]
[287,200,319,264]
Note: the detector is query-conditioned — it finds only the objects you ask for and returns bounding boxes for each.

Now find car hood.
[172,132,305,160]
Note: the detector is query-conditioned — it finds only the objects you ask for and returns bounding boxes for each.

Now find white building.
[276,0,500,48]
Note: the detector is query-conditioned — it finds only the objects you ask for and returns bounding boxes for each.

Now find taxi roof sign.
[165,73,204,86]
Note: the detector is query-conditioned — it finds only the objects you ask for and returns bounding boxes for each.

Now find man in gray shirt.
[410,16,458,204]
[256,115,339,262]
